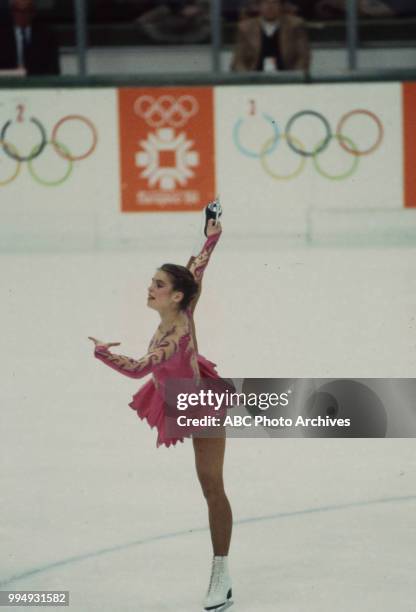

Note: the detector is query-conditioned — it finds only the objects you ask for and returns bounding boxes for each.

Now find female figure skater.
[88,210,233,611]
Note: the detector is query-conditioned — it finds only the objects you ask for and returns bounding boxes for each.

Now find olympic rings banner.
[216,82,412,231]
[117,82,415,217]
[118,87,216,212]
[0,88,118,239]
[0,98,101,189]
[0,83,415,242]
[0,112,98,187]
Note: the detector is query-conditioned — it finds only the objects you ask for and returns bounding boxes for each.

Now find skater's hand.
[206,219,222,237]
[88,337,121,350]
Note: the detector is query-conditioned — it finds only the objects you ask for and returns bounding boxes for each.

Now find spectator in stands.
[138,0,210,44]
[0,0,60,75]
[231,0,310,72]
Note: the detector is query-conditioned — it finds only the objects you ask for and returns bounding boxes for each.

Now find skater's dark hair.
[159,264,199,310]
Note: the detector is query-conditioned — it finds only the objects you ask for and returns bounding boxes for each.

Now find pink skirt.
[128,355,224,448]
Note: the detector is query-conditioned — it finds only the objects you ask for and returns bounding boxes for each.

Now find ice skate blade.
[203,602,233,612]
[204,588,233,611]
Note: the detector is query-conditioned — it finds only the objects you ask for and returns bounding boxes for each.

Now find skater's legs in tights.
[193,436,232,556]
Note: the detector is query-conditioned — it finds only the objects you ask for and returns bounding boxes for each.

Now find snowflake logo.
[135,128,199,191]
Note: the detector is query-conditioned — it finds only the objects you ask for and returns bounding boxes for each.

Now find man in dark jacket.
[231,0,310,72]
[0,0,60,75]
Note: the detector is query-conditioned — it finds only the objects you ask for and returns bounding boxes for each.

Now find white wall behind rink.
[0,82,408,252]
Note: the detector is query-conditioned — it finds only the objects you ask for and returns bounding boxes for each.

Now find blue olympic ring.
[233,113,280,159]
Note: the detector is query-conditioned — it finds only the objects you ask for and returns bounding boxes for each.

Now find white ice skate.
[203,556,233,611]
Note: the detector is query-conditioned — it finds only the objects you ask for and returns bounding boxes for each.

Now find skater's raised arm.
[187,221,222,283]
[89,329,184,379]
[186,220,221,314]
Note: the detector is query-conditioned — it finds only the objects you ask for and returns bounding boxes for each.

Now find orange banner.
[403,82,416,208]
[118,87,216,212]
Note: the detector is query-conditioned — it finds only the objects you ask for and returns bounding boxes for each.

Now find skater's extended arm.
[187,227,221,284]
[92,328,184,379]
[186,222,221,314]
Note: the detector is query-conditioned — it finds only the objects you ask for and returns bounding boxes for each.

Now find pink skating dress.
[93,232,222,448]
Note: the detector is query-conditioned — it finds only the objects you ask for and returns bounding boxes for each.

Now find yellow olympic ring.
[260,134,306,181]
[0,139,21,186]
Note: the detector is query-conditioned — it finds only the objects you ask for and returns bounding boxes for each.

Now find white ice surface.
[1,242,416,611]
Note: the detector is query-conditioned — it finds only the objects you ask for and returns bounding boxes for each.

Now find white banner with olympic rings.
[0,88,119,247]
[0,82,414,249]
[215,82,404,235]
[0,89,118,201]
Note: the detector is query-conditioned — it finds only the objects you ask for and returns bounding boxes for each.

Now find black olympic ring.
[1,117,47,162]
[285,110,332,158]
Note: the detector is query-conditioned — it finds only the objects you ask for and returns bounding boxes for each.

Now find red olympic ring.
[51,115,98,161]
[336,110,384,157]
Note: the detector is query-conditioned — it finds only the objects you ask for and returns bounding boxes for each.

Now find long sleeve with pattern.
[187,231,221,284]
[94,329,181,379]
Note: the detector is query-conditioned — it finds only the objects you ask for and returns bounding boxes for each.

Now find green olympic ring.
[312,134,359,181]
[0,139,21,185]
[260,134,307,181]
[27,141,74,187]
